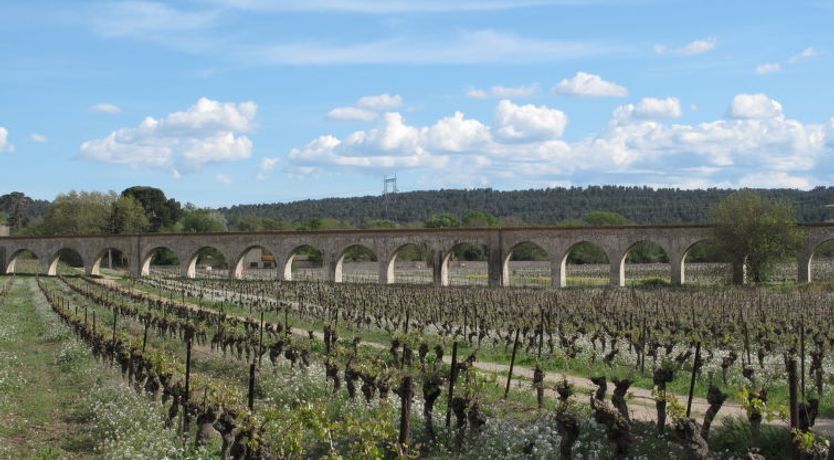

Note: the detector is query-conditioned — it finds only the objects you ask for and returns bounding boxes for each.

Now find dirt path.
[469,358,834,436]
[93,277,834,438]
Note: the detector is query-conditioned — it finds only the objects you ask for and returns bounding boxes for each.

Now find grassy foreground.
[0,277,212,459]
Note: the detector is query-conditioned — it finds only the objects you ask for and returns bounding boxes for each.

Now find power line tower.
[383,174,399,195]
[382,174,398,220]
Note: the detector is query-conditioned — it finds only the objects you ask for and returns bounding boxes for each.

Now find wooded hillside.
[220,186,834,226]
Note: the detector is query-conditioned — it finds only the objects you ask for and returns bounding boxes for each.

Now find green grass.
[0,278,111,458]
[709,416,834,459]
[0,276,218,459]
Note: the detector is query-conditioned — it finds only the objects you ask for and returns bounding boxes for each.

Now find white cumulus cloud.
[92,103,122,114]
[655,37,718,56]
[288,109,495,174]
[326,107,378,122]
[552,72,628,97]
[285,94,834,190]
[728,93,783,119]
[0,127,13,153]
[424,111,491,152]
[325,93,403,122]
[678,37,718,55]
[342,112,421,154]
[356,93,402,110]
[493,99,567,142]
[215,173,232,184]
[614,97,683,122]
[80,97,256,173]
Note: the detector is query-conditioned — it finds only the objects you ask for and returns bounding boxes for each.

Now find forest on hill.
[220,186,834,227]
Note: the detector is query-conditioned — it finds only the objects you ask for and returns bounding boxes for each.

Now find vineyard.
[2,270,834,459]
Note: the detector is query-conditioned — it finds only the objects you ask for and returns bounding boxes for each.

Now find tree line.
[220,186,834,227]
[5,185,834,237]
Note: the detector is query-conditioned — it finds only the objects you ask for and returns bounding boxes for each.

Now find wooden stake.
[538,307,544,359]
[788,356,799,429]
[258,311,264,367]
[787,355,800,460]
[183,334,193,440]
[800,323,806,399]
[248,362,256,411]
[685,342,701,418]
[504,328,520,399]
[445,341,458,429]
[112,308,118,344]
[142,320,149,353]
[284,302,290,337]
[743,321,751,365]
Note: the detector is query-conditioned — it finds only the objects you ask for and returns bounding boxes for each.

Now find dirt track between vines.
[93,277,834,437]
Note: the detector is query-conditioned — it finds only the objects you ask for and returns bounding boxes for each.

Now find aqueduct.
[2,224,834,287]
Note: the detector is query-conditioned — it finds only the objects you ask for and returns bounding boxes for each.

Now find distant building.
[242,247,276,269]
[0,224,9,237]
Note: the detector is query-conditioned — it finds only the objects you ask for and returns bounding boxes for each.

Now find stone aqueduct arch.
[798,228,834,284]
[3,224,834,286]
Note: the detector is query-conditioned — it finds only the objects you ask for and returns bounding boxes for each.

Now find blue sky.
[1,0,833,207]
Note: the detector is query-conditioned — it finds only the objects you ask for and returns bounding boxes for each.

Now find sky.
[1,0,834,207]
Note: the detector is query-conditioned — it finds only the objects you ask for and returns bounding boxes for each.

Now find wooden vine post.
[445,341,459,429]
[285,297,291,338]
[463,304,468,345]
[786,355,800,460]
[640,318,647,375]
[112,308,118,342]
[400,305,412,369]
[538,306,544,359]
[111,308,118,365]
[685,342,701,418]
[248,362,256,411]
[800,322,806,398]
[533,307,546,409]
[142,319,149,353]
[258,311,265,367]
[504,328,520,399]
[183,328,193,442]
[742,320,751,365]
